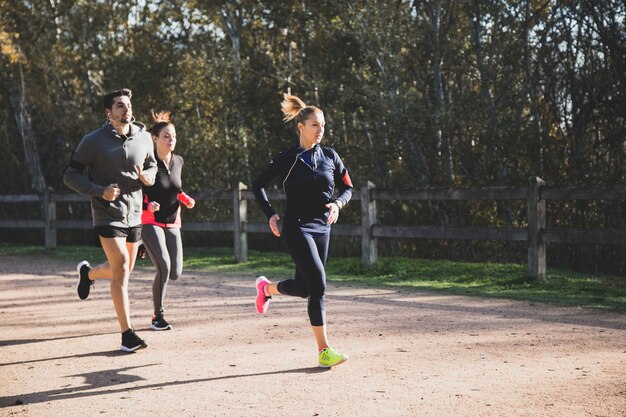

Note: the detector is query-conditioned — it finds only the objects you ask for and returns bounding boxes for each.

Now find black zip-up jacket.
[252,144,353,228]
[142,154,184,225]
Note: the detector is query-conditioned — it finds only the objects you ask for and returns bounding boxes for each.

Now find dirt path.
[0,255,624,417]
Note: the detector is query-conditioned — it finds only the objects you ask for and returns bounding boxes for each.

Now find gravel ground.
[0,255,625,417]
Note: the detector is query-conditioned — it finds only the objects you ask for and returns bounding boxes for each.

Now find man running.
[63,88,157,352]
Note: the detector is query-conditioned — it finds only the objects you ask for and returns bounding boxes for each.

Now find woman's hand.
[325,202,340,224]
[178,192,195,209]
[269,214,281,237]
[148,201,160,212]
[183,197,195,209]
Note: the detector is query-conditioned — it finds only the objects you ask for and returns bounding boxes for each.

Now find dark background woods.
[1,1,625,274]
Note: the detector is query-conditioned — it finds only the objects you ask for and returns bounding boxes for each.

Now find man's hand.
[102,183,120,201]
[136,164,153,186]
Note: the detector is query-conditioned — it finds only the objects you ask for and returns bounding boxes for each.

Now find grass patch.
[1,243,624,311]
[324,257,626,310]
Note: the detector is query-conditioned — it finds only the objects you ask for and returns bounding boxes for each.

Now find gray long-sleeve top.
[63,121,157,228]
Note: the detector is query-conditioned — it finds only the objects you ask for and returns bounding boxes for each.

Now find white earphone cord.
[282,149,307,192]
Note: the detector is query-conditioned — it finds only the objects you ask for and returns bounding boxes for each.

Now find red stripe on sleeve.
[342,171,353,187]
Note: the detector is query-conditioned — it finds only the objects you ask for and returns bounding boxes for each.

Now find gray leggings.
[141,224,183,316]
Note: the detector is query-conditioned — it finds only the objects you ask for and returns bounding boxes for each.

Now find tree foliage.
[1,0,624,272]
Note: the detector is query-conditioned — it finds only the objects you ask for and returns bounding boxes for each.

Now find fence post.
[361,181,377,266]
[43,187,57,249]
[233,182,248,263]
[527,177,546,280]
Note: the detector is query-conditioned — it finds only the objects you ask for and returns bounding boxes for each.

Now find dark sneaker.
[137,243,148,260]
[150,315,172,331]
[121,329,147,352]
[76,261,93,300]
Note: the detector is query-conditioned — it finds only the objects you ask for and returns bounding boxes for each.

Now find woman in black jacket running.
[141,112,195,331]
[252,94,353,368]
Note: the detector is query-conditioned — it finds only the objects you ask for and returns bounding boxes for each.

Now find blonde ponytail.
[281,94,307,122]
[280,93,323,135]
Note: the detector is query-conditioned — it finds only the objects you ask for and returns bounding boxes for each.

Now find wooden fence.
[1,177,625,280]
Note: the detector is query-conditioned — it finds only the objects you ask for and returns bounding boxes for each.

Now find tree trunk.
[7,64,46,193]
[466,1,507,184]
[523,0,546,178]
[466,0,512,226]
[221,2,251,183]
[430,0,454,185]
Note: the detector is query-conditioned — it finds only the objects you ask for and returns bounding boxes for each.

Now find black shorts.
[94,225,142,242]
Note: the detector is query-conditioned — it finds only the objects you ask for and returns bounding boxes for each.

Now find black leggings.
[278,223,330,326]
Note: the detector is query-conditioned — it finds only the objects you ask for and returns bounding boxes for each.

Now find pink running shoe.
[255,276,271,314]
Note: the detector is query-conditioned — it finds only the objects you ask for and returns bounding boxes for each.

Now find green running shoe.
[319,347,348,368]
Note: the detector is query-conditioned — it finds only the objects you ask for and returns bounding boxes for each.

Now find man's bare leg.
[88,240,140,280]
[97,237,138,332]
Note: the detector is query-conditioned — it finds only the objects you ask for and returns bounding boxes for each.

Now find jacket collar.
[101,120,147,140]
[292,142,320,155]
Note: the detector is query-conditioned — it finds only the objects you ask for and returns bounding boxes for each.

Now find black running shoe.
[150,315,172,331]
[137,243,148,260]
[121,329,147,352]
[76,261,93,300]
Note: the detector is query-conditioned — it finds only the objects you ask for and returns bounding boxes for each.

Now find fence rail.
[1,177,625,280]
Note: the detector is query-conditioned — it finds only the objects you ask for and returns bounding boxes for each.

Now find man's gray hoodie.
[63,121,157,228]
